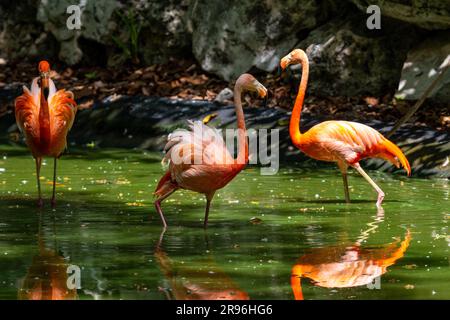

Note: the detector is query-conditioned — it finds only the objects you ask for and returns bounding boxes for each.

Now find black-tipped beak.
[263,94,268,108]
[277,65,282,77]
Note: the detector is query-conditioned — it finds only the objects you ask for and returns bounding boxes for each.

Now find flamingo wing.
[14,79,41,153]
[48,85,77,155]
[163,121,236,192]
[311,121,383,163]
[164,120,234,166]
[307,121,410,174]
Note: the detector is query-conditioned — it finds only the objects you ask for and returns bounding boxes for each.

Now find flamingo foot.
[376,192,385,208]
[37,198,44,208]
[51,198,56,208]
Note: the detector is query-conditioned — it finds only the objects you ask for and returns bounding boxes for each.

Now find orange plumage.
[298,120,411,175]
[290,230,411,300]
[14,61,77,207]
[281,49,410,207]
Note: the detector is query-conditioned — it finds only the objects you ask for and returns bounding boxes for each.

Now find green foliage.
[84,71,98,79]
[111,9,142,65]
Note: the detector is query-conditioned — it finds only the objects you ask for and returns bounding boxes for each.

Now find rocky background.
[1,0,449,102]
[0,0,449,177]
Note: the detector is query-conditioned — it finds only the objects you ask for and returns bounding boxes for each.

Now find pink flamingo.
[15,61,77,207]
[154,74,267,228]
[280,49,411,207]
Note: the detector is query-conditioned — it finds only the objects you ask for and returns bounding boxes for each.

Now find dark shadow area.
[1,95,448,178]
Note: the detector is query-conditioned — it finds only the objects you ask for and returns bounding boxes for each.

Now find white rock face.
[214,88,233,104]
[396,31,450,102]
[37,0,117,65]
[189,0,324,81]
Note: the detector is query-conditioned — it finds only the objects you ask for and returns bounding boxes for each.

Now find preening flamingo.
[280,49,411,207]
[15,61,77,207]
[154,73,267,228]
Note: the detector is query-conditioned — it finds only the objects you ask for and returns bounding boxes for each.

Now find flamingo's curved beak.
[256,83,267,99]
[280,54,292,71]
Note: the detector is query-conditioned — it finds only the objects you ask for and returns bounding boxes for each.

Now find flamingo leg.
[337,162,350,203]
[342,172,350,203]
[352,163,385,208]
[51,157,57,208]
[203,199,212,229]
[154,189,176,229]
[35,157,43,207]
[203,192,215,229]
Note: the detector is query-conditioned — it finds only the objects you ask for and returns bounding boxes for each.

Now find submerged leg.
[35,157,43,207]
[338,162,350,203]
[203,192,215,229]
[352,163,385,208]
[51,157,57,208]
[342,173,350,203]
[154,189,176,229]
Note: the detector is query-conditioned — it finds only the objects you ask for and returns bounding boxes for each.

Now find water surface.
[0,145,448,299]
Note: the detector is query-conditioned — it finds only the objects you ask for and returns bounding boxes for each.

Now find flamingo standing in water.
[154,74,267,228]
[15,61,77,207]
[280,49,410,207]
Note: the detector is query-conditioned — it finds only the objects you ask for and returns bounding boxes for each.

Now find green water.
[0,145,448,300]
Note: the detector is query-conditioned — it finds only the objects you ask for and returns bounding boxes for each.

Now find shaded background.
[0,0,449,177]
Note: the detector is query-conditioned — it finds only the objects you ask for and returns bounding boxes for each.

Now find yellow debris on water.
[202,113,218,124]
[115,178,131,185]
[45,181,65,186]
[126,202,145,207]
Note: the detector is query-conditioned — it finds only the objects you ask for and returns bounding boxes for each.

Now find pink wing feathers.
[162,120,237,193]
[306,121,410,174]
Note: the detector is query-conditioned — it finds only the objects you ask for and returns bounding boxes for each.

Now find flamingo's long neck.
[291,266,304,300]
[289,52,309,147]
[39,78,51,149]
[233,84,248,165]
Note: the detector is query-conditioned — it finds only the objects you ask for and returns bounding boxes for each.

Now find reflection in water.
[155,231,249,300]
[17,214,77,300]
[291,209,411,300]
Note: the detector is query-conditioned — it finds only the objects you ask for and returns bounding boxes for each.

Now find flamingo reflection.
[18,215,77,300]
[154,231,249,300]
[291,210,411,300]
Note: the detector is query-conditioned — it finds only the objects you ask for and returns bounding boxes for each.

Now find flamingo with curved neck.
[280,49,410,207]
[15,61,77,207]
[154,73,267,228]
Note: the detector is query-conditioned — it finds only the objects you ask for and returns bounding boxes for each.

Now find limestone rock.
[396,31,450,102]
[214,88,234,104]
[295,12,419,96]
[136,0,191,65]
[189,0,330,81]
[37,0,117,65]
[350,0,450,30]
[0,1,56,61]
